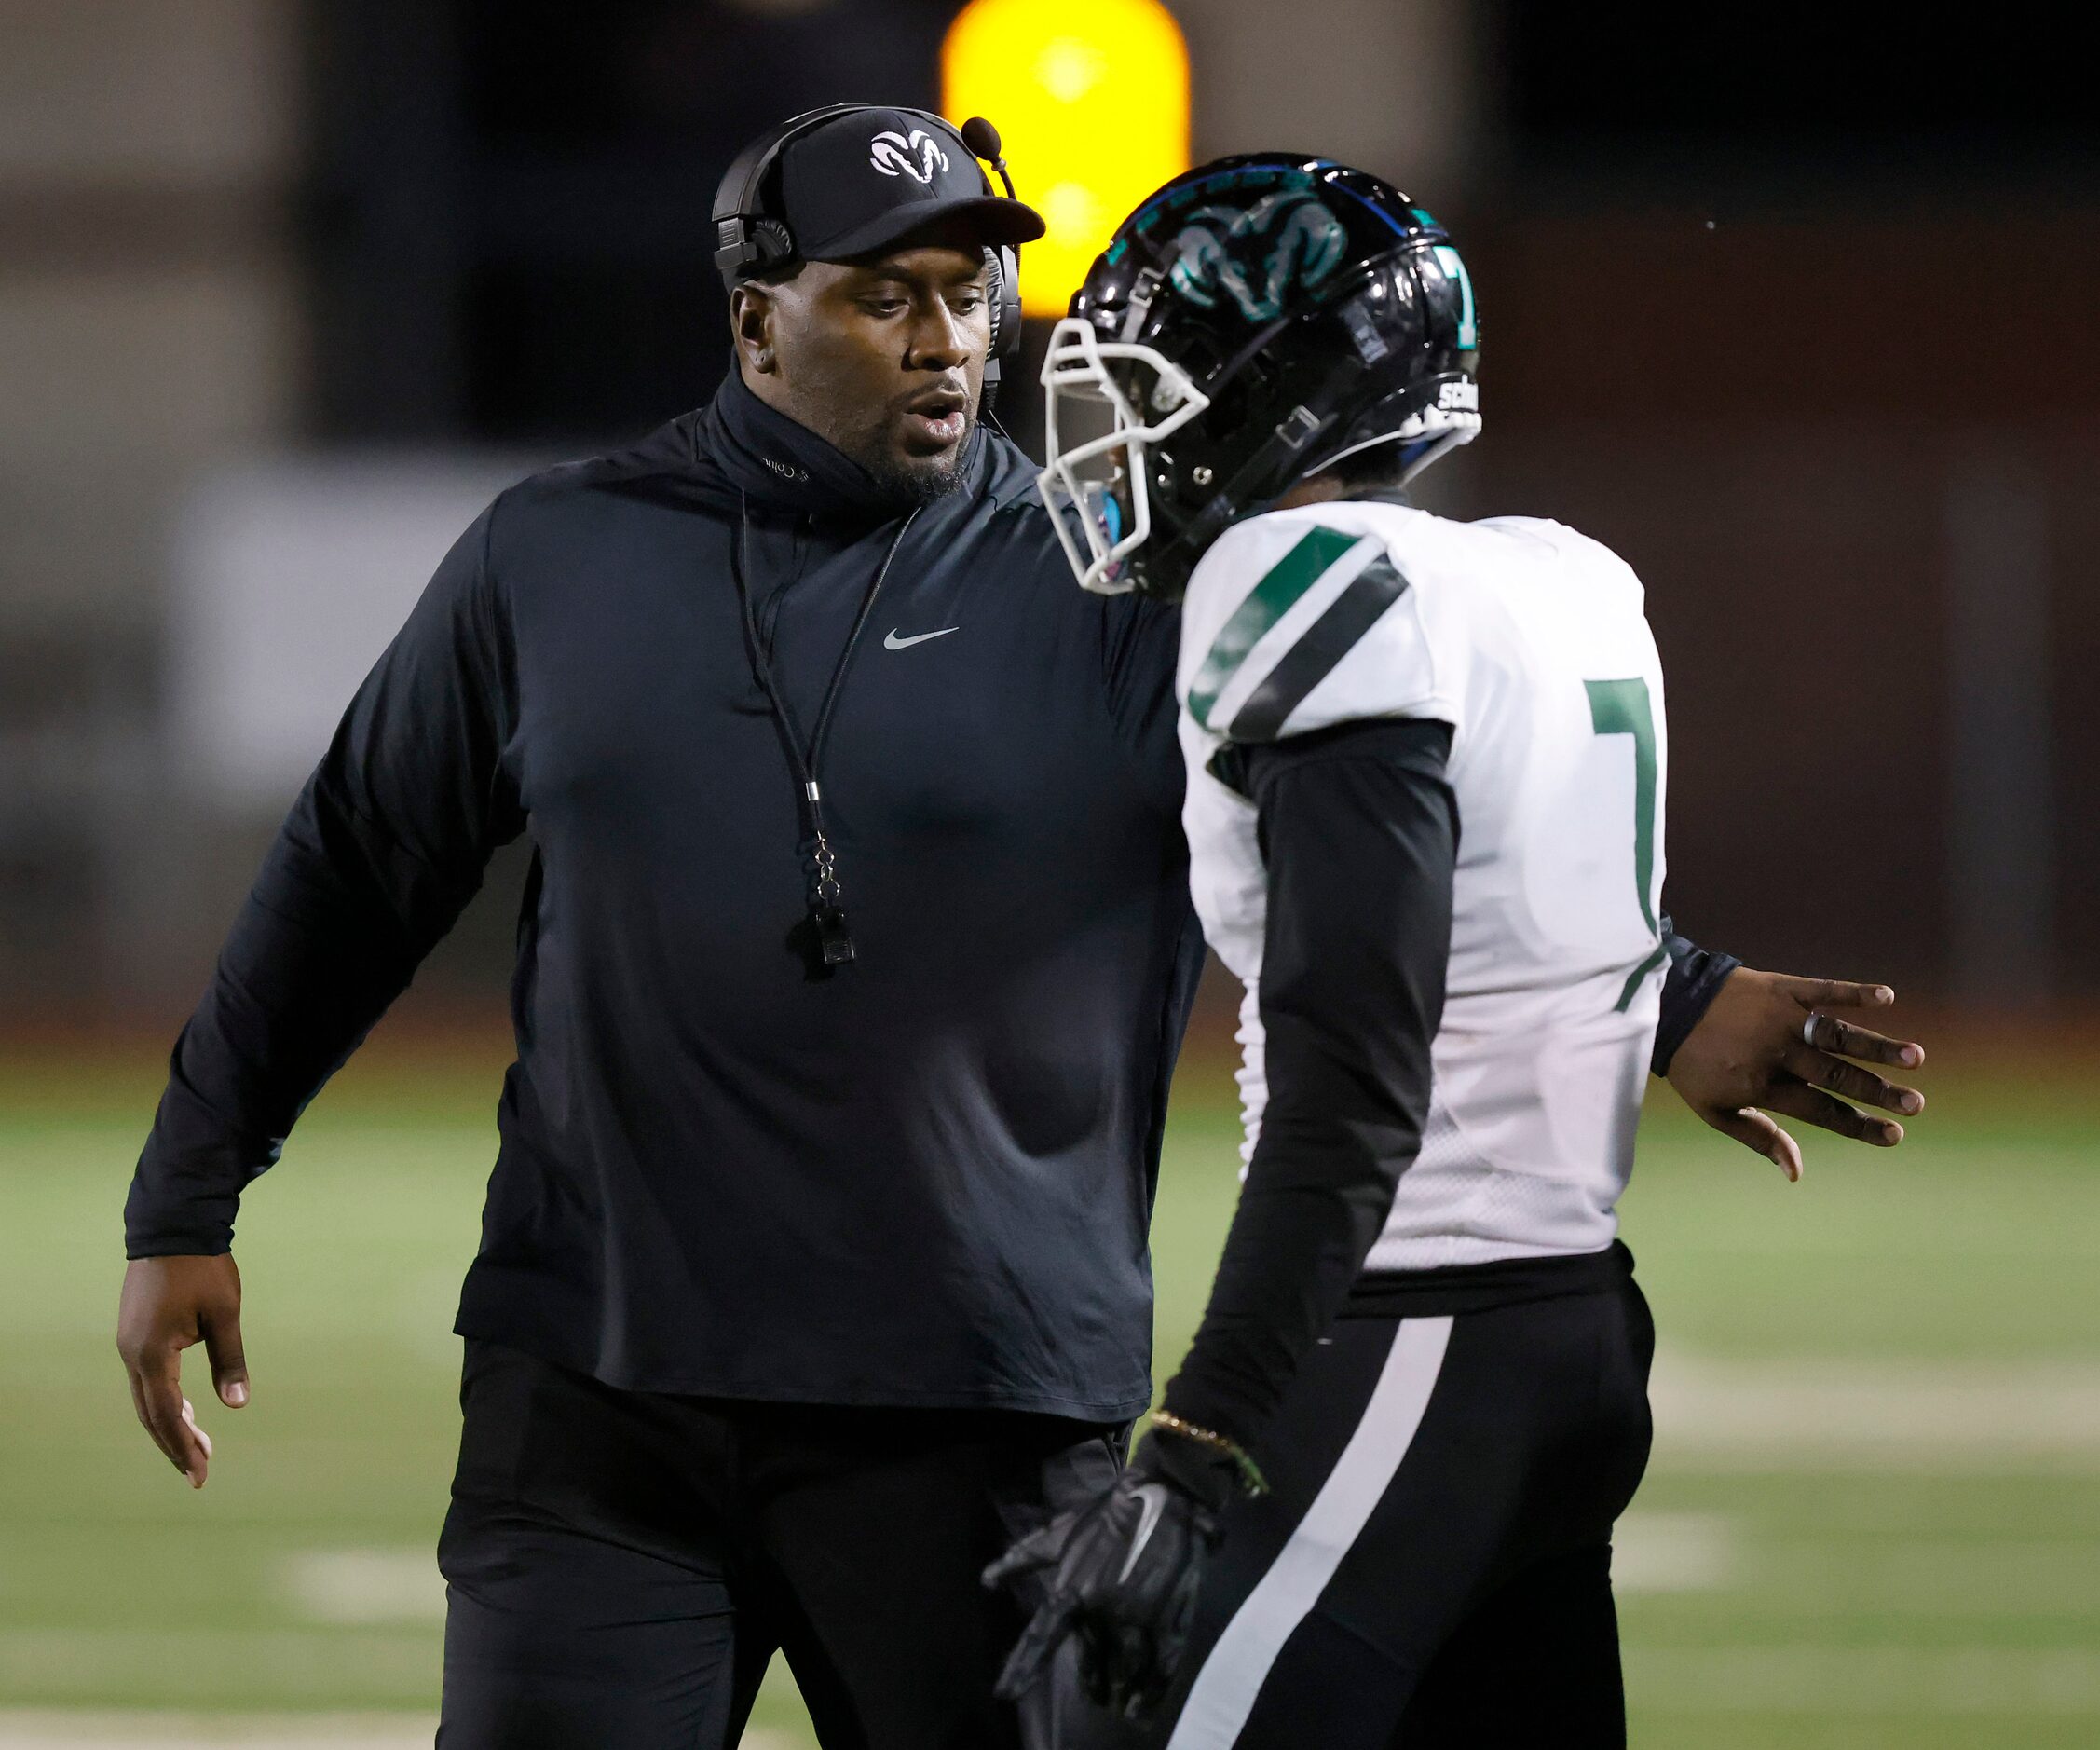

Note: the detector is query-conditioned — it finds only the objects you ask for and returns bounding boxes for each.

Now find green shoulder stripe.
[1187,526,1363,728]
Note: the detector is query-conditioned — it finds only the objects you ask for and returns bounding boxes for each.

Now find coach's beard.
[862,430,973,509]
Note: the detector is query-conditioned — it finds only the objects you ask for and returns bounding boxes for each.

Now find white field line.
[1649,1349,2100,1470]
[1761,1538,2100,1616]
[1609,1511,1733,1593]
[268,1512,1745,1618]
[281,1552,444,1625]
[0,1632,432,1697]
[0,1716,435,1749]
[0,1718,799,1750]
[1626,1646,2100,1716]
[268,1521,1729,1618]
[1613,1521,2100,1614]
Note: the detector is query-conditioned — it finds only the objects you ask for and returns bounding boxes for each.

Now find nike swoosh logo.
[1117,1483,1172,1583]
[884,626,960,650]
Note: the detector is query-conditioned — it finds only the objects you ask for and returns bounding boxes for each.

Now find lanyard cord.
[730,490,919,967]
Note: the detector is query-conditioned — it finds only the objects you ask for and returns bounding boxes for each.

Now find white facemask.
[1035,317,1211,595]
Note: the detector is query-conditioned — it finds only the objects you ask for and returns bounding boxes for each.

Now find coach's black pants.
[436,1340,1123,1749]
[1083,1249,1655,1749]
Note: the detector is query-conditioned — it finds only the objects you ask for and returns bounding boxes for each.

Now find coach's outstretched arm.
[117,506,522,1488]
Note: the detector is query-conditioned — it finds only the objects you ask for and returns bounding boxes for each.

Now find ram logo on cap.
[869,129,949,184]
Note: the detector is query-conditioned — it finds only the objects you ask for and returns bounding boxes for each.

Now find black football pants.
[1078,1258,1656,1748]
[436,1339,1124,1749]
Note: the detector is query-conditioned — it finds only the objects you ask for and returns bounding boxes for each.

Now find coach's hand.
[986,1431,1236,1717]
[1668,971,1925,1181]
[116,1253,248,1489]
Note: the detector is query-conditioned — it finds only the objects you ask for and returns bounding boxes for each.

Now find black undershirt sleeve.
[124,507,523,1258]
[1653,919,1741,1076]
[1161,717,1457,1449]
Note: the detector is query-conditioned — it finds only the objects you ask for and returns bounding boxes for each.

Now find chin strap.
[1146,352,1365,591]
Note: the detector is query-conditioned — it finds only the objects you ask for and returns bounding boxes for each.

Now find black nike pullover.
[126,375,1204,1419]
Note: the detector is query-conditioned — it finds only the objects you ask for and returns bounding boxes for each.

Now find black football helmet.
[1038,155,1480,598]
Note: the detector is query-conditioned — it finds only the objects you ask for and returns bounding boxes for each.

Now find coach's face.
[733,237,991,504]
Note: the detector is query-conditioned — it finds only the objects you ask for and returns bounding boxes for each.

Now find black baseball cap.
[733,107,1044,280]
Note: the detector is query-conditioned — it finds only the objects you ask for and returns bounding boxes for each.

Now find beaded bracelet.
[1151,1410,1270,1497]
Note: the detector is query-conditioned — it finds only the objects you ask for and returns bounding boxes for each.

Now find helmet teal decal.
[1167,191,1348,322]
[1432,244,1478,349]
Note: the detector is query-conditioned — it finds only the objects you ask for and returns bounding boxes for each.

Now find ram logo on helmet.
[869,129,949,184]
[1168,192,1347,323]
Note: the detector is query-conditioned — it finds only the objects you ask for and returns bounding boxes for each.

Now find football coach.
[116,104,1924,1749]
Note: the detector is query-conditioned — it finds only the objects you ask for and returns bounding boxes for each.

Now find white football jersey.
[1179,499,1669,1269]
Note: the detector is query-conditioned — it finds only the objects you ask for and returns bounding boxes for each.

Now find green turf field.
[2,1032,2094,1746]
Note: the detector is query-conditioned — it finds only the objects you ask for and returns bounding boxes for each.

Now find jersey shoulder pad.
[1468,514,1646,606]
[1179,507,1459,746]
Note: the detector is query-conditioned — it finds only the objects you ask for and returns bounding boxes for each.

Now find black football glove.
[984,1429,1245,1718]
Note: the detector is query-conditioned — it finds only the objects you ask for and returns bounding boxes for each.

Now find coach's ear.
[731,283,779,376]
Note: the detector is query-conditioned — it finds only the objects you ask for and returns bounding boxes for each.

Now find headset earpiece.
[979,244,1023,415]
[982,245,1022,371]
[710,102,864,287]
[748,218,794,273]
[992,246,1021,362]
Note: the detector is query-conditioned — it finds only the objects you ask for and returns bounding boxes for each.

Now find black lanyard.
[730,491,918,970]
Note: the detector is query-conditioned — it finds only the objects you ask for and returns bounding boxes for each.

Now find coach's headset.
[711,104,1025,404]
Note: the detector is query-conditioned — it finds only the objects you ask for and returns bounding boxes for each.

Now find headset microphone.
[961,116,1015,198]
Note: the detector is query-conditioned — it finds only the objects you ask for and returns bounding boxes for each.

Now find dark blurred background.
[2,0,2093,1022]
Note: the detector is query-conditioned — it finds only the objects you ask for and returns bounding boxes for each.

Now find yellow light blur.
[943,0,1190,316]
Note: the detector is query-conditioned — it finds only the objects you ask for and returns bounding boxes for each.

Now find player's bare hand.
[116,1253,249,1488]
[1666,971,1925,1182]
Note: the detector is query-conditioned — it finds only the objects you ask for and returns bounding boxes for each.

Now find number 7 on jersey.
[1585,677,1663,1010]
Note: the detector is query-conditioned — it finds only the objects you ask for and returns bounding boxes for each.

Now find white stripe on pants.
[1164,1316,1455,1750]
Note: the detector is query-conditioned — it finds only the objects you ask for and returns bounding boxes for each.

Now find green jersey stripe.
[1616,940,1670,1013]
[1187,526,1364,728]
[1226,555,1410,743]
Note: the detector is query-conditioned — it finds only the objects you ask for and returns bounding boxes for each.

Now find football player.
[986,157,1924,1746]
